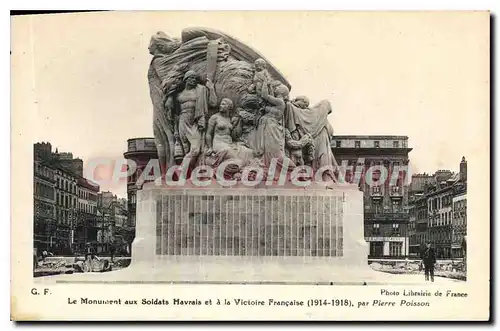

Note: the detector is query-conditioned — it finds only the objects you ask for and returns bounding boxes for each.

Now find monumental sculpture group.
[147,27,338,184]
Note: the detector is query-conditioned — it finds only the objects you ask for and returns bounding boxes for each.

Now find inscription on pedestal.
[156,191,344,257]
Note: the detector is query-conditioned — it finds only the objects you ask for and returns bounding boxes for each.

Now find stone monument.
[120,26,375,283]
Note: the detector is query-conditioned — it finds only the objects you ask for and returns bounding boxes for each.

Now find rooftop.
[332,135,409,140]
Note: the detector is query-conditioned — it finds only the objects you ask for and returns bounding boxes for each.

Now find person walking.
[420,242,436,282]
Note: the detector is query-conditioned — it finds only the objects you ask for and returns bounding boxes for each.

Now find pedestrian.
[420,242,436,282]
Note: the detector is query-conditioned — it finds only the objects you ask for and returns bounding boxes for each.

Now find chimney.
[460,156,467,182]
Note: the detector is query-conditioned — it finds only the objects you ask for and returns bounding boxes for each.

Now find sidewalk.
[38,258,463,285]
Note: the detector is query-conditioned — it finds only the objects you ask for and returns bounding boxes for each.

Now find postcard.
[11,11,490,321]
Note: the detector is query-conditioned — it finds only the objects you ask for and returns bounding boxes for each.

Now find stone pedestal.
[127,182,373,283]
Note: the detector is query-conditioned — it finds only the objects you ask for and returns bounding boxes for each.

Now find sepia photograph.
[11,10,490,320]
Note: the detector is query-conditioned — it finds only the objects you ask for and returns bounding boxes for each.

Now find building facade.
[111,198,130,255]
[54,167,78,252]
[74,177,100,253]
[452,190,467,258]
[34,141,129,256]
[332,135,412,258]
[123,138,158,228]
[426,175,456,258]
[97,191,116,253]
[33,144,57,252]
[408,192,428,256]
[452,157,467,258]
[408,157,467,259]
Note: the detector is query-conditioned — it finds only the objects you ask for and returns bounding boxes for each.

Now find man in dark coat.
[420,242,436,282]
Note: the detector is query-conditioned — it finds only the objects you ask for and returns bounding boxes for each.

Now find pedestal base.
[128,182,370,282]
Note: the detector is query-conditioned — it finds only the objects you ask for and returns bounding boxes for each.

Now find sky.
[13,11,489,198]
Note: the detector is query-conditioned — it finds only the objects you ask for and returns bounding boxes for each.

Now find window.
[355,141,361,148]
[392,223,400,235]
[374,141,380,148]
[373,223,380,235]
[336,140,341,148]
[389,242,403,256]
[393,141,399,148]
[392,200,401,212]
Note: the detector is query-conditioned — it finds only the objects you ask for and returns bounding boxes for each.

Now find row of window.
[34,163,55,180]
[429,231,452,242]
[37,172,100,203]
[453,200,467,210]
[370,185,403,193]
[452,233,466,243]
[56,209,71,225]
[429,194,453,212]
[35,205,107,226]
[78,203,97,214]
[34,200,55,218]
[129,191,137,204]
[335,140,402,148]
[56,193,77,209]
[410,231,458,245]
[414,233,430,245]
[429,211,453,227]
[409,214,466,229]
[454,217,466,226]
[369,242,403,256]
[367,200,402,213]
[370,223,402,236]
[389,242,403,256]
[413,210,428,221]
[79,189,97,201]
[34,182,55,200]
[56,177,77,194]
